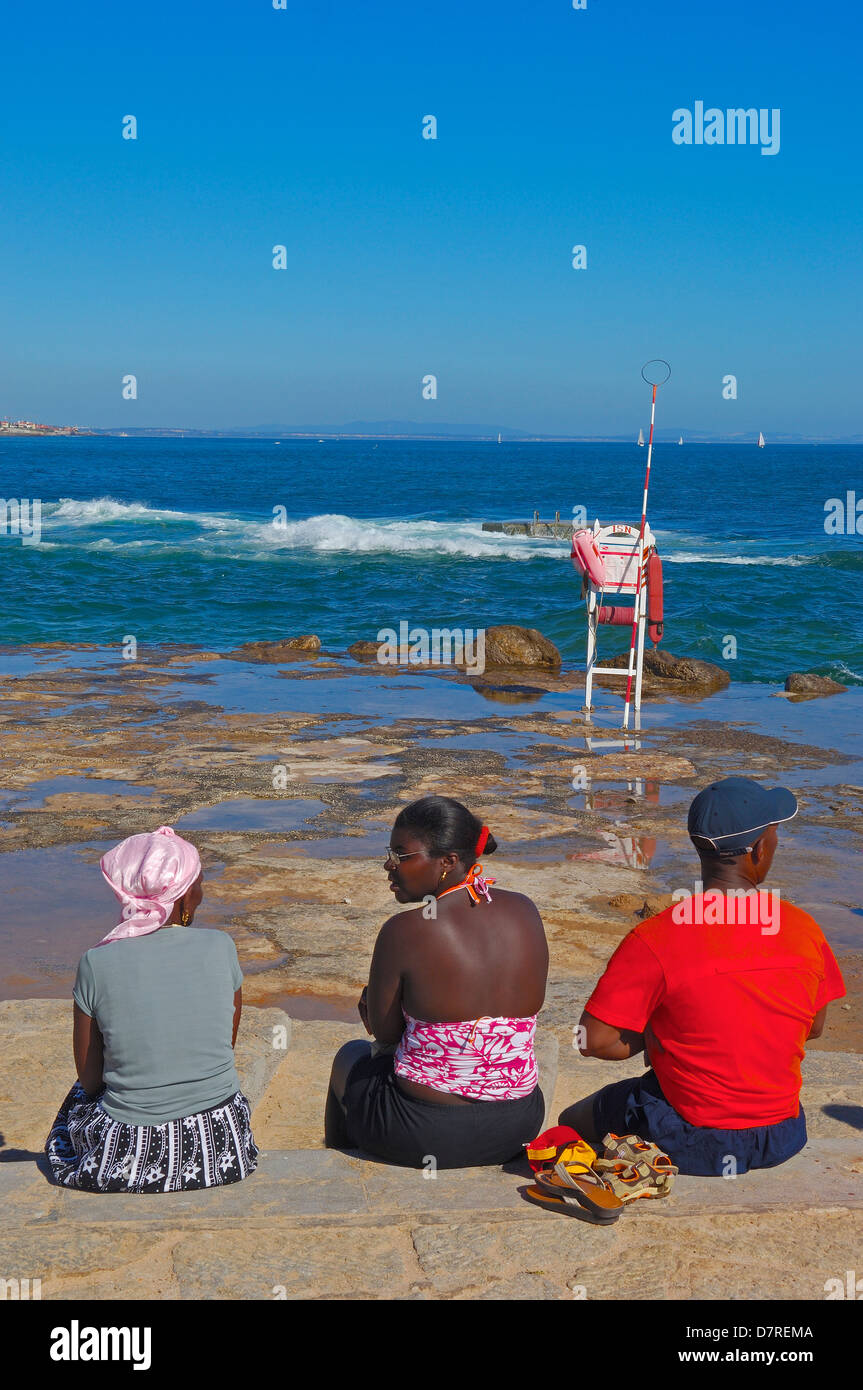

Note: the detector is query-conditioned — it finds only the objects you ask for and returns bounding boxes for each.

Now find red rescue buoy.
[647,551,663,644]
[570,529,607,588]
[597,605,635,625]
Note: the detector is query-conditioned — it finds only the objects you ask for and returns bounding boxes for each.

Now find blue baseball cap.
[688,777,798,855]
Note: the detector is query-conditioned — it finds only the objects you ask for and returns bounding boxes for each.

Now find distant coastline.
[1,420,93,437]
[14,427,863,444]
[3,418,862,444]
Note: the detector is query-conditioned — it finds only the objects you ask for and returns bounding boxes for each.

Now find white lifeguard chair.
[571,520,662,728]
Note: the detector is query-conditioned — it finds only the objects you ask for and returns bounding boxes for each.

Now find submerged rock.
[348,640,385,664]
[228,635,322,663]
[602,649,730,691]
[785,672,847,698]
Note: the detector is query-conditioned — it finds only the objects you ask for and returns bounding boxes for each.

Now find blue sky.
[1,0,860,436]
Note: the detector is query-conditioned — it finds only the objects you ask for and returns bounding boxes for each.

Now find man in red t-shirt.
[560,777,846,1175]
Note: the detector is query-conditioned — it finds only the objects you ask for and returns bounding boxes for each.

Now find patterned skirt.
[46,1082,259,1193]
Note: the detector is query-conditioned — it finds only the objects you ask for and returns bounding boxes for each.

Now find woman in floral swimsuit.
[324,796,549,1168]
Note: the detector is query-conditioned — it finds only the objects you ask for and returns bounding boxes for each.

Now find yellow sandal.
[524,1127,624,1224]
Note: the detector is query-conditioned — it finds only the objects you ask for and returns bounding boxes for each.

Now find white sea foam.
[54,504,562,560]
[81,538,167,551]
[44,502,811,567]
[243,513,560,559]
[830,661,863,682]
[50,497,190,524]
[664,551,810,567]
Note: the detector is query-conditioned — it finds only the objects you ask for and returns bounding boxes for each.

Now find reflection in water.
[175,798,328,832]
[582,733,643,753]
[0,776,155,810]
[470,683,550,706]
[568,761,661,868]
[568,830,657,870]
[572,777,661,813]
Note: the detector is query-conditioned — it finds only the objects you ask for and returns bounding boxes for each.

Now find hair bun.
[394,796,498,868]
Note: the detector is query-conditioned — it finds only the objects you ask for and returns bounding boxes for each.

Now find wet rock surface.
[785,672,848,698]
[227,635,322,663]
[482,625,562,669]
[602,649,731,692]
[0,646,859,1040]
[347,640,384,664]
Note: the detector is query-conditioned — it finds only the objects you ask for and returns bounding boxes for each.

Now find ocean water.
[1,436,861,685]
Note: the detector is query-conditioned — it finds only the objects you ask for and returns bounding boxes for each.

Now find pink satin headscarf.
[97,825,201,946]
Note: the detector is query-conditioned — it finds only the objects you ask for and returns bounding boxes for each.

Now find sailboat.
[637,428,645,446]
[757,431,765,448]
[497,432,502,444]
[678,436,683,445]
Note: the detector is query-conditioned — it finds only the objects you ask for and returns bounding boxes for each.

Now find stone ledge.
[3,1146,861,1300]
[2,1138,860,1230]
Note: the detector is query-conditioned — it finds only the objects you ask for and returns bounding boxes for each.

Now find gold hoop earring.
[180,908,190,926]
[439,870,448,886]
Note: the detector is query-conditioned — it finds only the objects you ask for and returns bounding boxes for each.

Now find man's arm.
[581,929,665,1061]
[579,1009,646,1060]
[807,1005,827,1040]
[73,1002,105,1096]
[232,988,242,1047]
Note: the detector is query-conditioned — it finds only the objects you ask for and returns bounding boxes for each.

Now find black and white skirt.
[46,1082,259,1193]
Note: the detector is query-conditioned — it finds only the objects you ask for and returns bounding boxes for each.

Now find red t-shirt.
[585,895,846,1128]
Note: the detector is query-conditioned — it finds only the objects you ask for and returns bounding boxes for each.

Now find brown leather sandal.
[531,1159,624,1223]
[523,1127,624,1224]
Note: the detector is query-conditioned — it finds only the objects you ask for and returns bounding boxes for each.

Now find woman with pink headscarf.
[45,826,258,1192]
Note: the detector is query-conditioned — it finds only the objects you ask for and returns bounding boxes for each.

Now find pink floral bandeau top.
[393,1010,538,1101]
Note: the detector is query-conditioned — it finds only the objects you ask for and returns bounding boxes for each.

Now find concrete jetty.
[482,514,572,539]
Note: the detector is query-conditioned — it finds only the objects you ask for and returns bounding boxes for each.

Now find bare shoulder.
[375,906,428,947]
[489,888,544,922]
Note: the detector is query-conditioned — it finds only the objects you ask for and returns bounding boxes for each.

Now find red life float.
[596,551,663,644]
[647,551,663,644]
[597,605,634,625]
[570,528,607,587]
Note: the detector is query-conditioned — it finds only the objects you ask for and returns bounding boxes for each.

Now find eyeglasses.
[384,847,427,867]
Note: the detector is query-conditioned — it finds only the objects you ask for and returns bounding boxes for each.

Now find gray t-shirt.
[73,926,243,1125]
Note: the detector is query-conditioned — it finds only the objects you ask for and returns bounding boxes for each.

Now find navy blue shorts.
[591,1070,807,1177]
